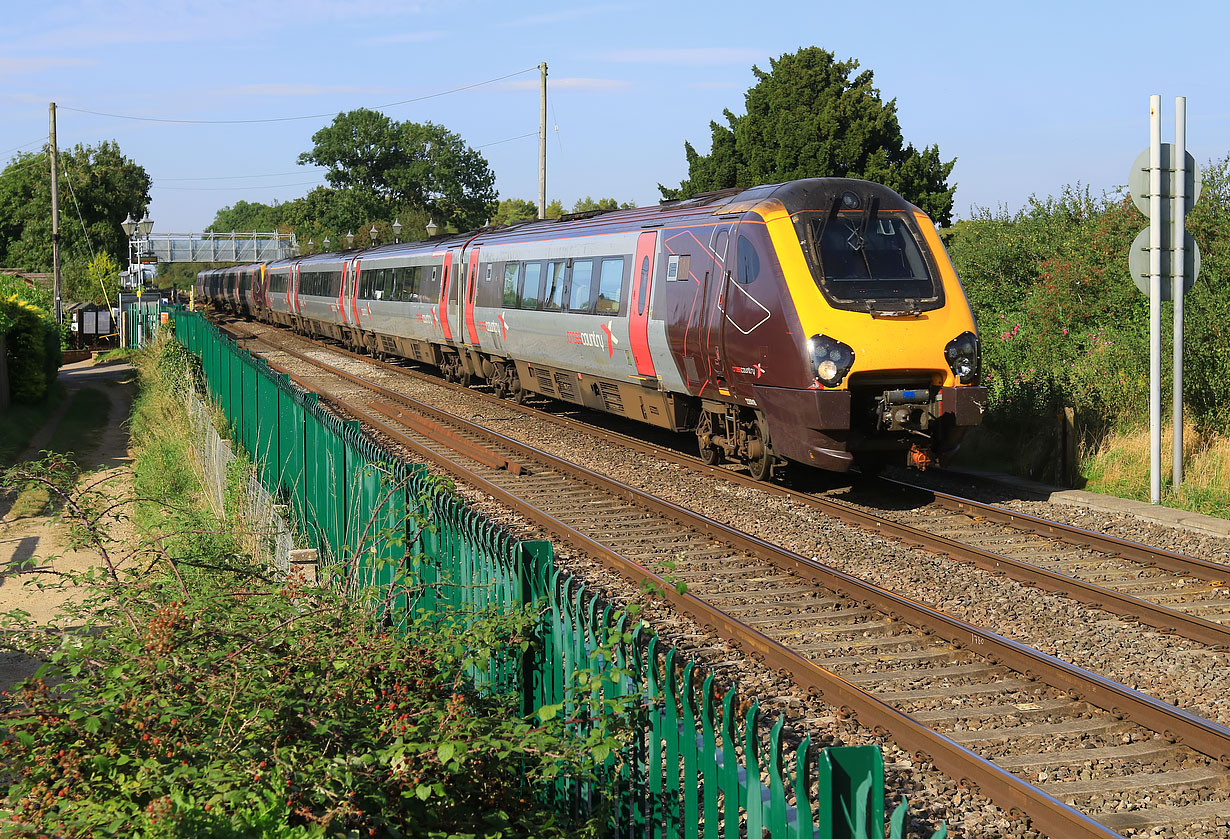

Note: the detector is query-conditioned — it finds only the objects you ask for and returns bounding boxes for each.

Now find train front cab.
[718,180,987,473]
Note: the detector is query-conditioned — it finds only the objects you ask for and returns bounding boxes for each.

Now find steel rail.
[877,475,1230,583]
[253,350,1122,839]
[240,331,1230,837]
[228,325,1230,650]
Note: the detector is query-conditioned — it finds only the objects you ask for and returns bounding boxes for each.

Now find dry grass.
[1081,420,1230,518]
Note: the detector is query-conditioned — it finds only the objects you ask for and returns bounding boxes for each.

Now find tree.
[0,142,150,275]
[298,109,497,231]
[491,198,538,226]
[660,47,956,225]
[204,200,287,234]
[64,251,120,305]
[571,196,635,213]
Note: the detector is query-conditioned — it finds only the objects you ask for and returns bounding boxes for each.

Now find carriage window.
[543,261,566,311]
[419,266,440,304]
[568,259,594,312]
[503,262,520,307]
[637,257,649,316]
[596,257,624,314]
[521,262,543,309]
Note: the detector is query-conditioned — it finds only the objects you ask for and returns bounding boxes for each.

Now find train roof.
[242,178,917,267]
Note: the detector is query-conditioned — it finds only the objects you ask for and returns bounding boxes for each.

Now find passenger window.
[597,257,624,314]
[521,262,543,309]
[637,257,649,316]
[568,260,594,312]
[401,266,418,301]
[503,263,520,307]
[543,261,566,311]
[420,266,440,304]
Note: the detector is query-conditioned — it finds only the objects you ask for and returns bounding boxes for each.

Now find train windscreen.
[796,204,942,312]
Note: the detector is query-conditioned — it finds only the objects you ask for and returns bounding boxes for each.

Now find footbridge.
[144,232,299,263]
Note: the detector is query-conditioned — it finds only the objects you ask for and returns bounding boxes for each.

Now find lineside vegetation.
[946,157,1230,513]
[0,333,618,837]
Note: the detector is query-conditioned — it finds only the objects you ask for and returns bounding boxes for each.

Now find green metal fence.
[153,306,940,839]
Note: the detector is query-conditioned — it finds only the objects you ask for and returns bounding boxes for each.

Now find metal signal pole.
[1173,97,1187,486]
[538,62,547,220]
[1148,95,1161,504]
[49,102,62,324]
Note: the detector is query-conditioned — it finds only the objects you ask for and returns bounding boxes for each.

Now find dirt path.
[0,359,137,692]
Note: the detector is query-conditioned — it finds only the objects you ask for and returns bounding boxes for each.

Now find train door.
[704,224,734,381]
[463,247,481,345]
[350,259,363,326]
[336,262,349,325]
[290,264,300,315]
[437,248,454,341]
[629,231,658,378]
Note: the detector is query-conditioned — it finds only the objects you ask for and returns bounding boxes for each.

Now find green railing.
[154,306,941,839]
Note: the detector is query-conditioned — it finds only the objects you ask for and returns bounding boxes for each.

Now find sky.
[3,0,1229,236]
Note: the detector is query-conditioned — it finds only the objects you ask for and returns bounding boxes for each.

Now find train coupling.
[876,388,937,433]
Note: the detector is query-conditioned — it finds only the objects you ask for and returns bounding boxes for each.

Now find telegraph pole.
[538,62,547,220]
[49,102,62,324]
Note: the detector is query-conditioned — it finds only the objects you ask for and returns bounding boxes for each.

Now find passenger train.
[197,178,987,478]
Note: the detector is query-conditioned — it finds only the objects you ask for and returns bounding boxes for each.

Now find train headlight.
[944,332,980,384]
[807,334,855,387]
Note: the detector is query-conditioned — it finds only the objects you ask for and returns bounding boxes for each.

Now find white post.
[1173,96,1186,487]
[1148,95,1162,504]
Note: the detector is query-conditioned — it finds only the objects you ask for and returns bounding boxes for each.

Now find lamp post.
[369,225,378,246]
[392,219,402,243]
[345,231,354,249]
[322,236,330,251]
[306,238,314,255]
[425,219,438,238]
[121,212,154,291]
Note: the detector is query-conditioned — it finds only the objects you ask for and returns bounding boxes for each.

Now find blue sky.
[3,0,1228,235]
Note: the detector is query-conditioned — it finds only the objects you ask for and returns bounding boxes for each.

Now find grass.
[1080,420,1230,518]
[5,386,113,518]
[92,348,137,364]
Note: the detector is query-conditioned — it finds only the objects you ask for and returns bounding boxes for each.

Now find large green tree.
[660,47,956,225]
[0,142,150,282]
[298,109,497,231]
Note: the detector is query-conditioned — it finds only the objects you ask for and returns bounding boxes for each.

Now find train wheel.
[746,418,774,481]
[695,416,722,465]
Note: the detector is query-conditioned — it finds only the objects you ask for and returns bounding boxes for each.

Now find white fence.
[186,387,294,574]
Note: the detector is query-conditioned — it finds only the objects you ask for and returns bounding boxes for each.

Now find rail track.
[220,318,1230,837]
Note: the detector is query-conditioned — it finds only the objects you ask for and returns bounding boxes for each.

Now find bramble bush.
[0,334,625,837]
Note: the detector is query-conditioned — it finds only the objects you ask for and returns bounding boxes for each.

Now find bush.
[1,293,61,403]
[946,162,1230,470]
[0,335,620,837]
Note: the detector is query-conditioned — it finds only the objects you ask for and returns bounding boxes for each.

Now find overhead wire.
[150,132,535,186]
[60,161,95,261]
[0,153,49,182]
[2,135,48,158]
[57,66,540,125]
[153,179,327,191]
[156,170,316,182]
